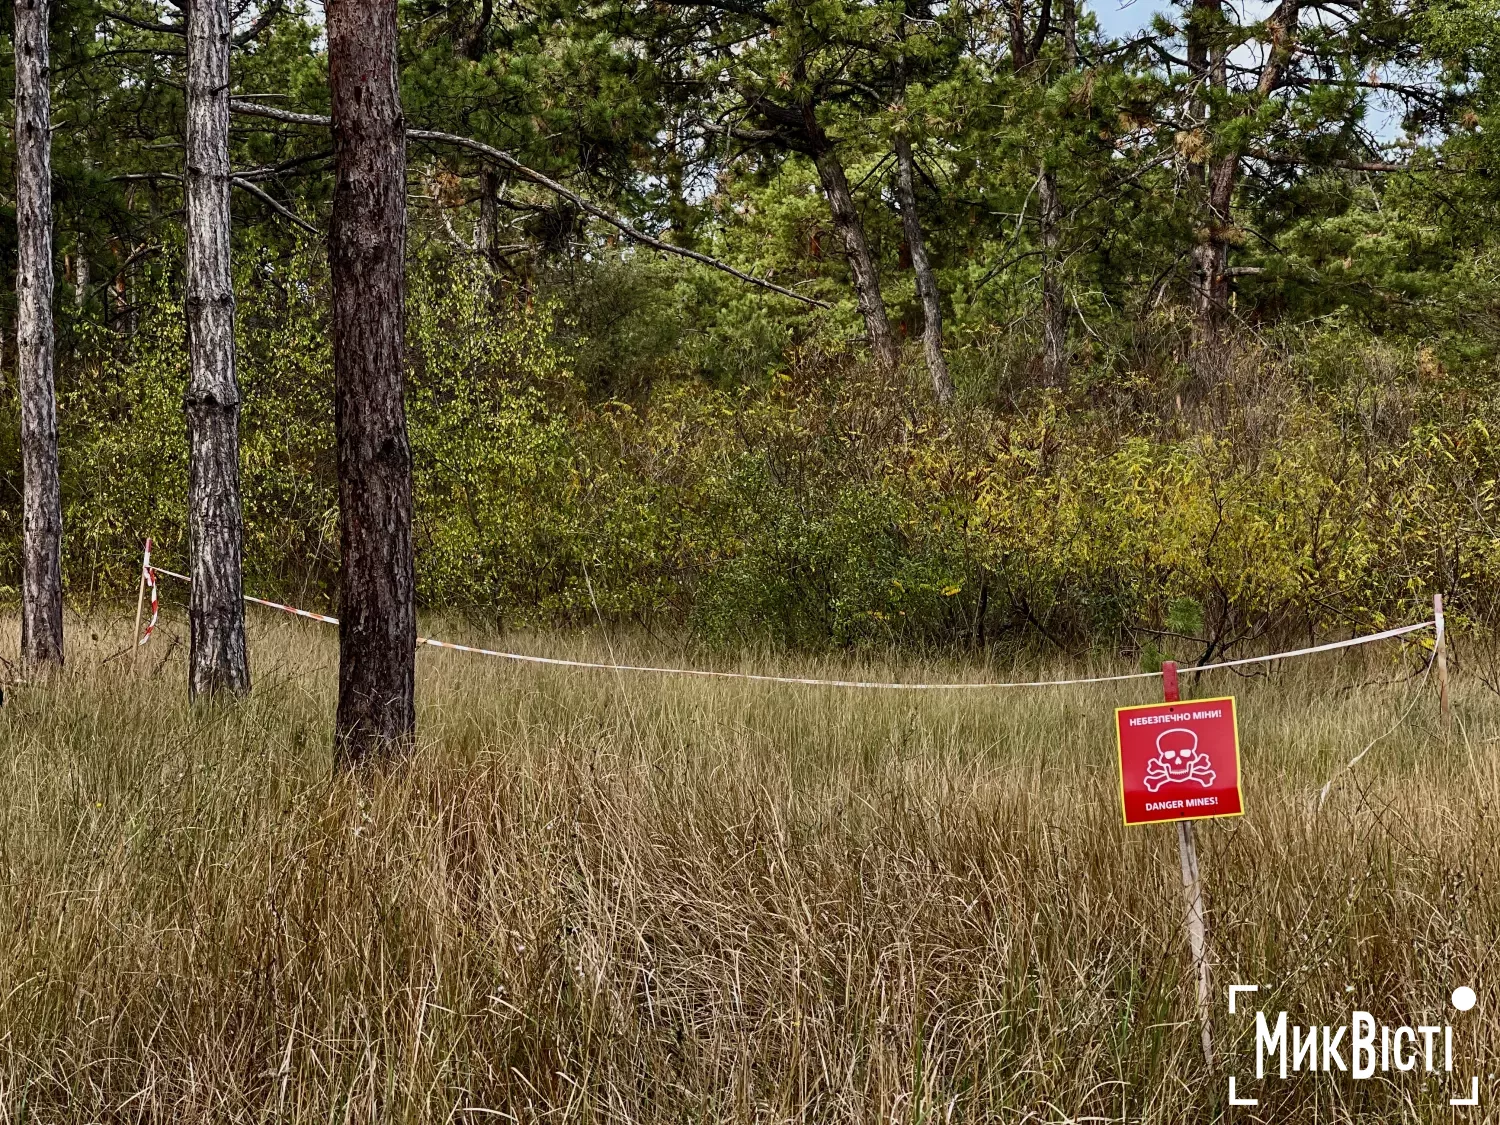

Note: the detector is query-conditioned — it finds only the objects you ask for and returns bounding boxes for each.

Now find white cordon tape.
[1180,620,1435,673]
[411,635,1161,688]
[137,556,1436,690]
[149,567,340,627]
[138,544,160,646]
[245,593,339,626]
[403,619,1437,688]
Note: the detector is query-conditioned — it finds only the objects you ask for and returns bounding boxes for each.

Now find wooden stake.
[1177,819,1214,1069]
[1434,593,1451,737]
[131,538,150,667]
[1162,660,1214,1069]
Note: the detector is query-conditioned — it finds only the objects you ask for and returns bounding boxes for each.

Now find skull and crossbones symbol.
[1143,727,1216,792]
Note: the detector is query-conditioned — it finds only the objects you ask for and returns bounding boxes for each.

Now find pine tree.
[327,0,418,763]
[14,0,64,669]
[185,0,251,698]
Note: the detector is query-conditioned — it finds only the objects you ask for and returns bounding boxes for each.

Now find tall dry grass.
[0,611,1495,1123]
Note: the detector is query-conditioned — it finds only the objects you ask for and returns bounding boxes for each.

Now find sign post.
[1176,813,1212,1069]
[1116,660,1244,1070]
[1166,664,1214,1071]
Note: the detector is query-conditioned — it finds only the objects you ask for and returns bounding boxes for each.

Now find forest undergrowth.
[26,256,1500,669]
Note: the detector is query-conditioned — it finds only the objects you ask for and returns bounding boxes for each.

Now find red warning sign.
[1115,696,1243,826]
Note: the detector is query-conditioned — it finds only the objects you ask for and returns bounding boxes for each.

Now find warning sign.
[1115,696,1243,826]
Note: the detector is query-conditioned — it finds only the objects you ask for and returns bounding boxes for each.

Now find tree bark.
[1038,165,1068,386]
[663,127,696,251]
[1191,150,1233,371]
[1186,0,1230,373]
[1009,0,1068,388]
[477,168,499,267]
[1007,0,1051,70]
[15,0,64,668]
[185,0,251,697]
[328,0,416,765]
[812,146,900,373]
[893,132,952,403]
[73,250,88,307]
[737,62,898,368]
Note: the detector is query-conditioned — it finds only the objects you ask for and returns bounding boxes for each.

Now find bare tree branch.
[1249,149,1417,173]
[229,98,828,307]
[100,7,184,35]
[111,168,318,233]
[233,0,284,45]
[230,176,318,235]
[233,148,333,181]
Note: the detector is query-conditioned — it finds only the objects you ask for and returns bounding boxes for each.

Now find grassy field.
[0,611,1495,1123]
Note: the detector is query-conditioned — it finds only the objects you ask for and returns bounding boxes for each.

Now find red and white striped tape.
[133,543,1436,690]
[244,593,340,626]
[138,539,159,646]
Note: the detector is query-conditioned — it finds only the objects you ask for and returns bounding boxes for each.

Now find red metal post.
[1162,659,1180,703]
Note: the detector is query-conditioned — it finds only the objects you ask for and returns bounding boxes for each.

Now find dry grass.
[0,611,1496,1123]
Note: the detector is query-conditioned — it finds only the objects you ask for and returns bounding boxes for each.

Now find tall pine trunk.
[1191,153,1234,369]
[811,147,900,374]
[477,169,500,268]
[328,0,416,764]
[73,251,88,307]
[1037,166,1068,386]
[1008,0,1067,389]
[1185,0,1229,381]
[1188,0,1301,382]
[185,0,250,697]
[893,133,952,403]
[14,0,63,668]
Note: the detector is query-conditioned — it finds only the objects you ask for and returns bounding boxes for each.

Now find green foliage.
[1166,597,1205,638]
[10,246,1500,659]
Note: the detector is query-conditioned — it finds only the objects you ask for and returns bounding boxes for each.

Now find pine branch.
[230,177,318,235]
[1249,149,1416,173]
